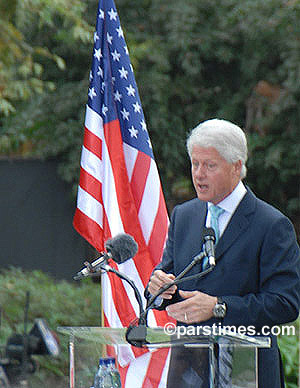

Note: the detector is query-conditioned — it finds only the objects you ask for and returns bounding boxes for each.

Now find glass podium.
[58,326,270,388]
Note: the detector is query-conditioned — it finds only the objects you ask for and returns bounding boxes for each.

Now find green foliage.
[117,0,300,220]
[0,267,101,386]
[0,0,299,228]
[0,0,93,116]
[278,320,299,388]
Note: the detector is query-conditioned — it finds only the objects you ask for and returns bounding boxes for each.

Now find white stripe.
[118,260,147,313]
[80,146,103,182]
[77,186,103,227]
[124,352,152,388]
[123,143,138,181]
[102,139,124,236]
[138,159,160,243]
[146,308,159,328]
[102,273,135,367]
[85,104,104,139]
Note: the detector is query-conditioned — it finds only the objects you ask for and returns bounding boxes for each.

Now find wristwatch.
[213,297,227,318]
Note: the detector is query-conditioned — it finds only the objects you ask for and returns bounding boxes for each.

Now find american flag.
[73,0,171,385]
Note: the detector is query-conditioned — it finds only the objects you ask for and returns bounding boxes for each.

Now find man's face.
[191,145,242,204]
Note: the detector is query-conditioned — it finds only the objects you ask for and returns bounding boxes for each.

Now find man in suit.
[147,119,300,387]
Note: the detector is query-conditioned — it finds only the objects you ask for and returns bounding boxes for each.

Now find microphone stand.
[141,252,216,324]
[100,264,148,348]
[101,264,146,324]
[76,251,215,348]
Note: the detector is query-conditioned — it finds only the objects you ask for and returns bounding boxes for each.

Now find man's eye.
[207,163,217,170]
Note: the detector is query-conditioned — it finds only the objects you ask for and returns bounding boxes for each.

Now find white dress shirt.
[206,181,247,238]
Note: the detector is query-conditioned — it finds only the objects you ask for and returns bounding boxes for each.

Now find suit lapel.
[215,188,257,259]
[190,200,208,257]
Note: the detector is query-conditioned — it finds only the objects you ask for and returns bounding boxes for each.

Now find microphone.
[104,233,138,264]
[144,227,217,316]
[73,233,138,280]
[202,227,216,267]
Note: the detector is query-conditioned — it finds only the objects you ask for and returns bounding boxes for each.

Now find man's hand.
[166,290,217,323]
[148,270,177,299]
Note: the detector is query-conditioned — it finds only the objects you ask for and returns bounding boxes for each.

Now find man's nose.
[194,164,207,178]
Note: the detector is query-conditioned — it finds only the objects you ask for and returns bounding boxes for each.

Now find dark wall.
[0,159,93,280]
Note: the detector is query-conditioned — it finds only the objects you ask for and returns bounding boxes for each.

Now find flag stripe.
[142,348,170,388]
[79,167,102,201]
[130,152,151,211]
[83,127,102,159]
[73,208,103,252]
[148,187,169,264]
[76,186,103,228]
[138,159,161,245]
[85,104,104,139]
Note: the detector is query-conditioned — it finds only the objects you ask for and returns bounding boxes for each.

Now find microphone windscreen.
[105,233,138,263]
[203,226,216,241]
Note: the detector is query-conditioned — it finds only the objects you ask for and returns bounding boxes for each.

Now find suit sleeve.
[144,206,184,309]
[222,215,300,328]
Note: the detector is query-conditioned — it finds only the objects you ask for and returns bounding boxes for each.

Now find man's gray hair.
[186,118,248,179]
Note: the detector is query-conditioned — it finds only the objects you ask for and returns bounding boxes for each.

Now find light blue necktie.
[202,205,225,270]
[209,204,225,244]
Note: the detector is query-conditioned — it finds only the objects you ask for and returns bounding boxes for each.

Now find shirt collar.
[208,181,247,216]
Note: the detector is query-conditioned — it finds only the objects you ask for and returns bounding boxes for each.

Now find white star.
[124,45,129,55]
[121,108,130,121]
[97,66,103,78]
[126,84,136,97]
[89,71,93,81]
[114,90,122,102]
[119,66,128,79]
[133,101,141,113]
[147,138,152,149]
[101,81,105,91]
[116,26,124,38]
[99,9,104,19]
[94,48,102,61]
[94,32,99,43]
[108,8,117,21]
[111,49,121,62]
[141,119,147,131]
[128,125,138,139]
[102,104,108,116]
[112,76,116,85]
[88,87,97,100]
[107,32,113,44]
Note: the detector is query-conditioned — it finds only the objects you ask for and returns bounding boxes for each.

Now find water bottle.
[93,357,121,388]
[93,358,111,388]
[107,357,121,388]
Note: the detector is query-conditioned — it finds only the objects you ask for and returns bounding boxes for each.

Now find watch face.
[213,303,226,318]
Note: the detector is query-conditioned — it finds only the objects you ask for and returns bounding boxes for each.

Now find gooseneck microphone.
[202,226,216,266]
[73,233,148,346]
[104,233,138,264]
[73,233,138,280]
[143,227,217,319]
[73,229,217,348]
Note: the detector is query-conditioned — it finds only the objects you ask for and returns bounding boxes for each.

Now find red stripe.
[142,348,170,388]
[103,120,153,282]
[73,208,103,252]
[83,126,102,159]
[148,187,169,265]
[79,167,102,201]
[106,264,137,325]
[119,365,129,388]
[130,152,151,211]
